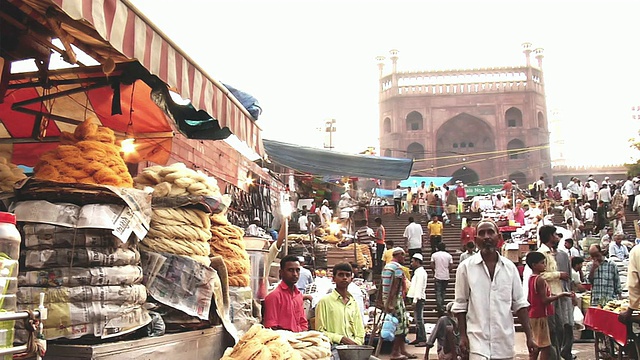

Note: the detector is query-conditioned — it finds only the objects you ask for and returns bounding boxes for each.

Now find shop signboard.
[465,185,502,197]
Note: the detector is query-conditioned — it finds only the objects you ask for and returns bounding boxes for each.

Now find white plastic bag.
[573,305,584,329]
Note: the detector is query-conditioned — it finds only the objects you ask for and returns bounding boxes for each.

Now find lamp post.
[324,119,337,150]
[281,198,292,256]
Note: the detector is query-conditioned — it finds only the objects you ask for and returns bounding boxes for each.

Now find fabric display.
[209,223,251,287]
[32,118,133,187]
[0,156,26,192]
[14,196,150,341]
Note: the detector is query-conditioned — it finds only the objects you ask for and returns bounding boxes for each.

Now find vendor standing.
[246,217,262,237]
[263,255,308,332]
[619,244,640,323]
[588,244,621,306]
[320,199,332,227]
[315,262,365,357]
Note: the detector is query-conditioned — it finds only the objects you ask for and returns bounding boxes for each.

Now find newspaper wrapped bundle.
[17,299,149,341]
[221,324,302,360]
[209,224,250,287]
[17,284,147,304]
[228,286,256,335]
[0,156,26,192]
[18,265,143,287]
[13,199,151,341]
[33,118,133,187]
[23,224,121,248]
[139,207,212,266]
[141,251,217,321]
[24,247,139,269]
[132,162,221,198]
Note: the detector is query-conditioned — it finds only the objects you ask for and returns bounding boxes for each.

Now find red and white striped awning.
[17,0,264,156]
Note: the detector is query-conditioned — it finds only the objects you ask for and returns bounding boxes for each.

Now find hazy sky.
[131,0,640,166]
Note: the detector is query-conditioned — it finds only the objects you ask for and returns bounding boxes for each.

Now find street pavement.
[373,332,596,360]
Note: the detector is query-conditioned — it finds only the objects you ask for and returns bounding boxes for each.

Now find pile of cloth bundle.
[13,201,149,341]
[221,324,332,360]
[133,163,220,267]
[32,118,133,187]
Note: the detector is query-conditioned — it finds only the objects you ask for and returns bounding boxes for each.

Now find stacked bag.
[13,201,150,341]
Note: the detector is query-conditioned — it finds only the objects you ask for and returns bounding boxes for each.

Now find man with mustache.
[452,220,536,359]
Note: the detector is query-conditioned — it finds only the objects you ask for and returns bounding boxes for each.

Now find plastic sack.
[573,306,585,330]
[381,314,398,341]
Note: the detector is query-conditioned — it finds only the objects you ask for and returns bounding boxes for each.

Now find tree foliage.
[626,133,640,175]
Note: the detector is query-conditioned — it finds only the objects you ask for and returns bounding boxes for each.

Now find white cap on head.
[605,176,610,180]
[392,247,405,255]
[412,253,423,261]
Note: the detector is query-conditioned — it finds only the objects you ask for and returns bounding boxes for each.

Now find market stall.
[0,0,272,358]
[263,139,413,272]
[584,305,640,359]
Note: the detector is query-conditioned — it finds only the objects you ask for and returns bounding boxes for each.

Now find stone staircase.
[374,204,640,334]
[376,211,474,325]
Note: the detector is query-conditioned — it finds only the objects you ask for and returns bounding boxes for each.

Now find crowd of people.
[253,173,640,360]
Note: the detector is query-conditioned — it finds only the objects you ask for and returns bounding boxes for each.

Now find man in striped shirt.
[382,248,414,359]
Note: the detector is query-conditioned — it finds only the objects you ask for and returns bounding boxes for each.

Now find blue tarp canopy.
[375,188,403,198]
[263,139,413,180]
[399,176,452,188]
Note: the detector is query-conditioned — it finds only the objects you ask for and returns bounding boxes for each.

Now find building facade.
[378,44,552,186]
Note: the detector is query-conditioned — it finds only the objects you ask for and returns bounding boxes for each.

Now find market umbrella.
[0,64,174,167]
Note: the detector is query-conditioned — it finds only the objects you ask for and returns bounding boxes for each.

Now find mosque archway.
[436,113,495,177]
[451,167,479,185]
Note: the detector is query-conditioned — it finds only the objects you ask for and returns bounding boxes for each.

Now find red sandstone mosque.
[378,44,552,186]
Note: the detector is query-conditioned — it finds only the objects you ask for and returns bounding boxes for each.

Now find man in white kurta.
[452,220,535,359]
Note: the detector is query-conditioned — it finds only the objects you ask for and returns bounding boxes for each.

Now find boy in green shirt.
[315,262,365,353]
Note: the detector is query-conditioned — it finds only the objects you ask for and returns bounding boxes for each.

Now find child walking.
[526,251,572,360]
[418,193,427,216]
